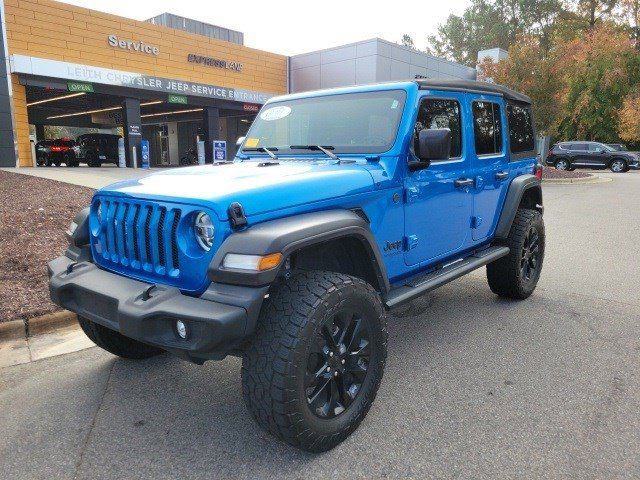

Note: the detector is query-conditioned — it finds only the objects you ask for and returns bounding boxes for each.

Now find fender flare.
[207,209,390,292]
[494,174,543,240]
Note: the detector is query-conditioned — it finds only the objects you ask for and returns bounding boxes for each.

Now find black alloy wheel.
[520,226,541,282]
[305,309,371,419]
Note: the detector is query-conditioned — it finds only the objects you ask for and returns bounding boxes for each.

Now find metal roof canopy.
[415,79,531,104]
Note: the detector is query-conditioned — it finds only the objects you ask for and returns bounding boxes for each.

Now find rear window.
[506,102,535,155]
[472,101,502,156]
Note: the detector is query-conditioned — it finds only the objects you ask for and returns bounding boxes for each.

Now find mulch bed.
[541,165,590,179]
[0,170,94,322]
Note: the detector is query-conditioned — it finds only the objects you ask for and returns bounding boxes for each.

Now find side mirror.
[417,128,451,164]
[236,136,246,147]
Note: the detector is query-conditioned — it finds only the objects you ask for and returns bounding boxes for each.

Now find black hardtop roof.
[414,79,531,104]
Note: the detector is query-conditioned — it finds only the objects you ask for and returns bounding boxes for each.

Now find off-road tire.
[77,316,162,359]
[242,270,387,452]
[487,208,545,300]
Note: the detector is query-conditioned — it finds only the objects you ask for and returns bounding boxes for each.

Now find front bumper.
[48,254,268,362]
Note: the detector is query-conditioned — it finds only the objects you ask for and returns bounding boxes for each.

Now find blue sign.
[213,140,227,161]
[141,140,150,169]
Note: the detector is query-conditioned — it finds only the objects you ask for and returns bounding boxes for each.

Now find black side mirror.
[417,128,451,166]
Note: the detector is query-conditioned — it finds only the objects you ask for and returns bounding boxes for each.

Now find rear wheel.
[77,316,162,359]
[242,270,387,452]
[487,208,545,299]
[555,158,569,170]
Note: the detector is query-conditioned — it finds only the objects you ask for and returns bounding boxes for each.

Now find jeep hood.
[98,161,377,220]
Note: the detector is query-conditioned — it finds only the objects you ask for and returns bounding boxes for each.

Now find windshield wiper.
[243,146,279,159]
[290,145,339,160]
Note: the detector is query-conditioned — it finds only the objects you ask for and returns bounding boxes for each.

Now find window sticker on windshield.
[391,100,399,109]
[245,138,259,148]
[260,105,292,121]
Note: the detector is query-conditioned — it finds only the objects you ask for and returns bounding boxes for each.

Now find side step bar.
[384,246,510,309]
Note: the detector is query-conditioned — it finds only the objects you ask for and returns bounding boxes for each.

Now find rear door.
[467,95,509,241]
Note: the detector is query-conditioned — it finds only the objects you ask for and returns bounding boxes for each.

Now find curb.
[0,310,77,341]
[542,175,611,185]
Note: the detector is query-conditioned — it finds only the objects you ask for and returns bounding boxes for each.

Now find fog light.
[176,320,187,339]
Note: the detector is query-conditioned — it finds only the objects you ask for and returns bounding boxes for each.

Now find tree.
[427,0,563,66]
[554,24,640,141]
[401,34,415,49]
[572,0,618,26]
[618,91,640,141]
[620,0,640,46]
[478,35,562,133]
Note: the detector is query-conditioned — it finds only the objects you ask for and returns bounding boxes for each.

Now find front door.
[404,93,473,266]
[467,95,509,241]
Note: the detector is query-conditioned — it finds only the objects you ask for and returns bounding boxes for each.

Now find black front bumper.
[48,254,268,362]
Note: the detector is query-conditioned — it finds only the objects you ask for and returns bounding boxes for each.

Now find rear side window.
[573,143,587,151]
[414,98,462,159]
[472,101,502,156]
[506,102,535,154]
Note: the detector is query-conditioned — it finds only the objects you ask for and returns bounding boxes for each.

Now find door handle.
[454,178,474,188]
[495,171,509,180]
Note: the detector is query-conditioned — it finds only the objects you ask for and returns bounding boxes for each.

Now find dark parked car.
[77,133,121,167]
[546,141,640,172]
[36,139,78,166]
[606,143,628,152]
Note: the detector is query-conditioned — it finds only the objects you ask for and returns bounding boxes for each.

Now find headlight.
[194,212,215,251]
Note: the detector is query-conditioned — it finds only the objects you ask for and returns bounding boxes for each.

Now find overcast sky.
[58,0,469,55]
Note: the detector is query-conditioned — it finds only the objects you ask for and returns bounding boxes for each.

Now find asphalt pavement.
[1,170,639,479]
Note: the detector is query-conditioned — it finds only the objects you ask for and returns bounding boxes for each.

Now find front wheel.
[610,159,627,173]
[487,208,545,299]
[242,271,387,452]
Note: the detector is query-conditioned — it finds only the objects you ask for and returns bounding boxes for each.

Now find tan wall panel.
[6,0,287,95]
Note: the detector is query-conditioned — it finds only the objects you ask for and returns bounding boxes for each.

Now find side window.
[414,98,462,159]
[588,143,604,152]
[574,143,587,151]
[472,101,502,156]
[506,102,535,154]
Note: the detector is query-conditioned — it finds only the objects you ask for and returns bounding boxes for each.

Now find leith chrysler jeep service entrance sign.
[11,55,272,104]
[108,35,159,56]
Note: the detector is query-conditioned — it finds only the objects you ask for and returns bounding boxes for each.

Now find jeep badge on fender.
[49,79,544,453]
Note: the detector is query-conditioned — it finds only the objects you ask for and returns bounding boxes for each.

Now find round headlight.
[194,212,215,251]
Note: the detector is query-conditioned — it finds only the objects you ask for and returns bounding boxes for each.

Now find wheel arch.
[495,174,543,240]
[207,209,390,293]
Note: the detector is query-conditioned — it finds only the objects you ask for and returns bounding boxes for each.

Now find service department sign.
[108,34,159,56]
[11,55,272,104]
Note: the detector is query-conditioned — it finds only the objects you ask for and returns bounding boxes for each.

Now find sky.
[58,0,469,55]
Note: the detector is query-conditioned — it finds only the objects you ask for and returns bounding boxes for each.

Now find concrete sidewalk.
[1,166,168,189]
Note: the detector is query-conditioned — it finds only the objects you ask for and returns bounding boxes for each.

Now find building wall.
[3,0,288,166]
[290,38,476,93]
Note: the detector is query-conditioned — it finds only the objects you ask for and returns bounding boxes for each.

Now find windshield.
[241,90,407,155]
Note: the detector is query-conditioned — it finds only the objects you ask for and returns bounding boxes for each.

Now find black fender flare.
[207,209,390,292]
[494,174,543,240]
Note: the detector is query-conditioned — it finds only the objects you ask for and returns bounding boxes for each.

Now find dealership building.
[0,0,476,168]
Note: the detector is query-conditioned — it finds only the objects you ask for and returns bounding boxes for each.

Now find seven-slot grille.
[95,199,182,277]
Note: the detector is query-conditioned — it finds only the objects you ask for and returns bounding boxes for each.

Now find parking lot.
[1,171,639,479]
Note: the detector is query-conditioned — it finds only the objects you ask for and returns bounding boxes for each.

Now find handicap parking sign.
[213,141,226,161]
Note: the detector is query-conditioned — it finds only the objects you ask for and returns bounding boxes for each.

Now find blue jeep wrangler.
[48,80,544,452]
